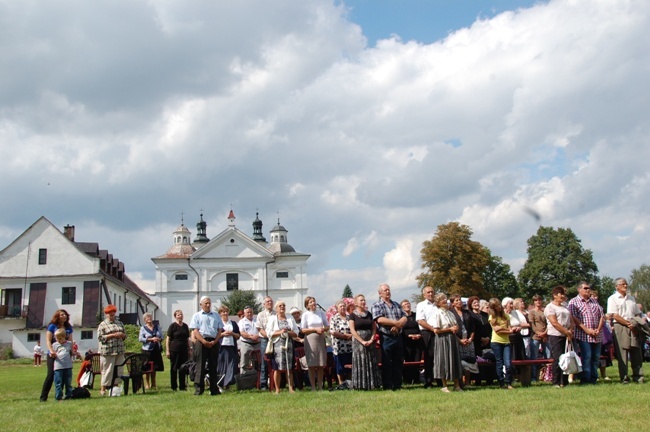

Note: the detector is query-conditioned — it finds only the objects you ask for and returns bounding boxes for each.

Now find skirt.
[433,332,463,381]
[304,332,327,367]
[351,329,381,390]
[217,345,238,386]
[143,344,164,372]
[272,337,294,371]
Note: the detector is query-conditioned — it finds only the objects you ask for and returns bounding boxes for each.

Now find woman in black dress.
[450,294,476,386]
[400,299,422,385]
[165,310,190,391]
[467,296,491,357]
[348,294,381,390]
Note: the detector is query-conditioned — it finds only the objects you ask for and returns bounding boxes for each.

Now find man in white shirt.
[607,278,644,383]
[255,297,275,390]
[416,286,439,388]
[239,306,260,374]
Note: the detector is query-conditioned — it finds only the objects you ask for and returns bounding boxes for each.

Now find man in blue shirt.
[372,283,407,390]
[190,297,223,395]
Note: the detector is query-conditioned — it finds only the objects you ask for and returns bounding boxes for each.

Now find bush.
[123,324,166,353]
[0,344,14,360]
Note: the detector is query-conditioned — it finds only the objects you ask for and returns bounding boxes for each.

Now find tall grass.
[1,360,648,432]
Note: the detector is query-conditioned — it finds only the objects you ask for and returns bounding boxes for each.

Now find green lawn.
[1,359,648,432]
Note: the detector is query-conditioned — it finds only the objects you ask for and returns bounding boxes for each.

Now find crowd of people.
[36,277,650,400]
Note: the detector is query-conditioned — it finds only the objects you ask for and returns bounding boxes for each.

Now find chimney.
[63,225,75,241]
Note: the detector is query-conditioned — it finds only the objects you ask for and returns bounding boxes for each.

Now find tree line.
[219,223,650,312]
[417,222,650,309]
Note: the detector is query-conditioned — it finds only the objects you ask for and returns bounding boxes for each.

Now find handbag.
[558,340,582,375]
[265,339,274,354]
[80,370,93,388]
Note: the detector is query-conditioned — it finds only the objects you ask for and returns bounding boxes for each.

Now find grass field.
[1,359,648,432]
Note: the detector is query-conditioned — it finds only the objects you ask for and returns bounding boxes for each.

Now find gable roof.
[0,216,156,305]
[189,226,275,260]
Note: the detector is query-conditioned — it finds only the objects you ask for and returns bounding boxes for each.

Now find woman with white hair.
[502,297,524,360]
[139,312,164,390]
[266,301,299,394]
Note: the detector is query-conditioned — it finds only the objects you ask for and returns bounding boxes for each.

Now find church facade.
[150,211,309,329]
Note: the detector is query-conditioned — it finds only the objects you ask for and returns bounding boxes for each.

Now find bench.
[512,358,554,386]
[476,358,553,386]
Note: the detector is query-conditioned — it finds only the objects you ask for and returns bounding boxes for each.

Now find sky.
[1,0,649,310]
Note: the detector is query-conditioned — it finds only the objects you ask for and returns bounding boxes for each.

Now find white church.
[150,210,310,329]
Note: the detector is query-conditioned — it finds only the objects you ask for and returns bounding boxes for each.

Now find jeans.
[54,368,72,400]
[259,338,269,388]
[530,338,551,380]
[576,340,601,384]
[490,342,512,386]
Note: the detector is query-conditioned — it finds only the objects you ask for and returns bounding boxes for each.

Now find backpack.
[70,387,91,399]
[180,359,197,381]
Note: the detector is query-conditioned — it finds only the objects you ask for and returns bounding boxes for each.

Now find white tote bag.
[80,370,94,388]
[558,340,582,375]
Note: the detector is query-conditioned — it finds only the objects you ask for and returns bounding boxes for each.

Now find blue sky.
[344,0,544,45]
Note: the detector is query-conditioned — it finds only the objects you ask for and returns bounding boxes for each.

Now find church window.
[226,273,238,291]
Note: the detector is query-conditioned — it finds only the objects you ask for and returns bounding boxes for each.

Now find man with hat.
[189,297,223,395]
[97,304,127,396]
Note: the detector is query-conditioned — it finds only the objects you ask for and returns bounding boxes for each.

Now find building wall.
[11,327,98,358]
[0,221,97,278]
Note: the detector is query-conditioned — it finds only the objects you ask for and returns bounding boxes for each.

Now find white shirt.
[607,291,641,320]
[221,320,236,347]
[432,308,456,329]
[415,300,438,330]
[301,310,329,329]
[239,317,258,343]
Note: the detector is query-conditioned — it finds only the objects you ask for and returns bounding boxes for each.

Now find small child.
[34,340,43,367]
[52,328,73,401]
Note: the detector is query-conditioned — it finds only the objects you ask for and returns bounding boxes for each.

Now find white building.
[0,217,157,357]
[151,211,310,329]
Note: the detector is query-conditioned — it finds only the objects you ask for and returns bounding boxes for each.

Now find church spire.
[252,211,266,243]
[193,212,209,246]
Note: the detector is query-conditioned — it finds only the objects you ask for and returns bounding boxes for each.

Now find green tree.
[483,249,519,299]
[629,264,650,312]
[417,222,490,297]
[518,226,599,300]
[220,290,263,314]
[342,284,353,299]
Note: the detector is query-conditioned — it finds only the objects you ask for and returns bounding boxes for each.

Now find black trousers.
[549,335,569,386]
[379,333,403,390]
[193,339,220,395]
[39,355,55,401]
[169,348,189,390]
